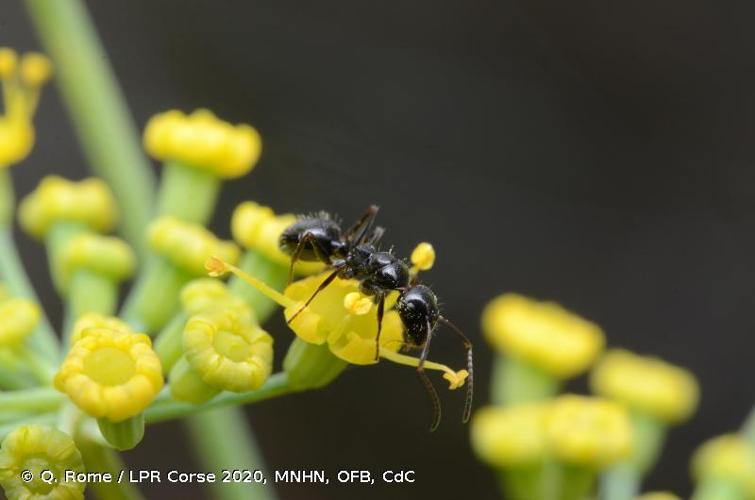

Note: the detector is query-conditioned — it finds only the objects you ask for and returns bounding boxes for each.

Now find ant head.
[397,284,440,346]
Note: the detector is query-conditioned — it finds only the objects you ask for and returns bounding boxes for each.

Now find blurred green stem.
[64,270,118,344]
[186,409,275,500]
[25,0,156,258]
[78,437,145,500]
[601,412,665,500]
[0,170,59,362]
[157,161,219,224]
[491,355,560,406]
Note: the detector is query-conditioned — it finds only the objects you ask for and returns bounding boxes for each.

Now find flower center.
[83,347,136,385]
[21,457,55,494]
[213,330,253,362]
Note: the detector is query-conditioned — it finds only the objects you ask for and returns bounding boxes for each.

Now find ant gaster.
[279,205,473,431]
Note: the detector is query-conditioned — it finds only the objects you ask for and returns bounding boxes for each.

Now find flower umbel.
[0,425,85,500]
[55,327,163,422]
[471,403,551,467]
[482,293,604,379]
[0,48,52,167]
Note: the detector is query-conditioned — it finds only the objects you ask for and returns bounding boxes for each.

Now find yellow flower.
[636,493,681,500]
[692,435,755,498]
[144,109,262,178]
[482,293,604,379]
[54,328,164,422]
[208,257,469,389]
[545,394,633,469]
[148,216,239,276]
[0,425,85,500]
[0,48,51,168]
[18,176,117,240]
[591,349,699,424]
[58,233,136,292]
[231,201,323,274]
[70,312,131,345]
[182,307,273,393]
[0,298,40,348]
[471,403,550,467]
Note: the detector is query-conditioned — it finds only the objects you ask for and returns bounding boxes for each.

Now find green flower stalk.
[0,294,53,385]
[121,216,239,332]
[18,175,119,293]
[24,0,156,256]
[144,109,263,225]
[592,349,700,500]
[481,293,605,406]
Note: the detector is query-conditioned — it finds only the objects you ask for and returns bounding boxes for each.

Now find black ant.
[279,205,473,431]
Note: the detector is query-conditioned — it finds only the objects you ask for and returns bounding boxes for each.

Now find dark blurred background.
[3,1,755,498]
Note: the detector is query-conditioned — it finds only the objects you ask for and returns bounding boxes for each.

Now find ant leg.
[343,205,379,244]
[287,269,340,324]
[417,322,441,432]
[439,316,474,423]
[287,232,332,285]
[374,294,385,361]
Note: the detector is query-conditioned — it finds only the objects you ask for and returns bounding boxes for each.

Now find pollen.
[410,242,436,272]
[343,292,372,316]
[443,369,469,390]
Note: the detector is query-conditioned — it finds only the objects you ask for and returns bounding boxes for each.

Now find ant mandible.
[279,205,473,431]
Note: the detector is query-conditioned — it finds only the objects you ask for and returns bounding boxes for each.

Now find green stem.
[492,355,561,406]
[601,412,666,500]
[121,256,191,333]
[500,465,546,500]
[283,338,348,390]
[15,348,55,385]
[558,463,595,500]
[186,409,275,500]
[154,312,187,372]
[691,477,748,500]
[78,437,145,500]
[0,386,64,413]
[45,221,87,292]
[0,228,59,363]
[64,270,118,344]
[24,0,156,258]
[145,372,294,423]
[230,250,288,321]
[156,161,220,224]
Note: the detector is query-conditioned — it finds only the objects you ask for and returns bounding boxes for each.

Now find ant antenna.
[439,316,474,423]
[417,322,442,431]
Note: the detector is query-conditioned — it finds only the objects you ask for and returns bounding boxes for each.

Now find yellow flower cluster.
[482,293,604,379]
[591,349,699,424]
[0,425,85,500]
[58,233,135,292]
[18,176,117,240]
[144,109,262,178]
[148,216,239,276]
[0,48,51,167]
[692,435,755,498]
[284,272,404,365]
[472,395,633,469]
[0,297,40,348]
[55,327,163,422]
[231,201,323,274]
